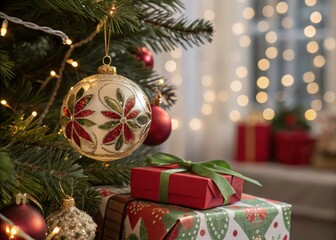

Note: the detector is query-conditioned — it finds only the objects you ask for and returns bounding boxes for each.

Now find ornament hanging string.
[103,19,112,66]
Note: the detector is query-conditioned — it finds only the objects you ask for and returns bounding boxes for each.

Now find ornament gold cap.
[62,197,75,208]
[98,55,117,74]
[14,193,28,205]
[97,64,117,74]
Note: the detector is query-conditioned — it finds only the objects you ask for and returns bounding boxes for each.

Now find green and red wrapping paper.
[131,166,244,209]
[98,192,292,240]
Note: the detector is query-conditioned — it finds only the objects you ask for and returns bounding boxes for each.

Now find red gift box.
[235,122,271,162]
[274,131,316,165]
[130,166,243,209]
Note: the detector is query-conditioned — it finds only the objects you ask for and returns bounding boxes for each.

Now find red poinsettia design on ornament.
[61,90,96,148]
[99,88,150,150]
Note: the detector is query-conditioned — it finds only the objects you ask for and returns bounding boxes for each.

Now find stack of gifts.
[96,153,292,240]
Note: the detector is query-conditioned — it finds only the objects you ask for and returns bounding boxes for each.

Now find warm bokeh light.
[239,35,251,47]
[201,104,213,115]
[243,7,255,20]
[313,55,326,68]
[50,70,57,76]
[217,90,229,102]
[232,22,245,35]
[201,75,213,87]
[324,91,336,103]
[258,20,270,32]
[171,118,180,130]
[305,109,317,121]
[306,41,319,54]
[281,17,294,29]
[263,108,275,120]
[303,71,315,83]
[256,91,268,103]
[262,5,274,18]
[230,80,243,92]
[171,75,183,85]
[203,90,216,102]
[204,9,215,21]
[229,110,241,122]
[307,82,319,94]
[276,1,288,14]
[310,11,322,24]
[311,99,322,111]
[237,94,249,106]
[258,58,270,71]
[1,99,7,105]
[31,111,37,117]
[283,49,295,61]
[165,60,177,72]
[236,66,248,78]
[189,118,202,130]
[281,74,294,87]
[265,47,278,59]
[305,0,317,7]
[265,31,277,43]
[304,25,316,38]
[257,76,270,89]
[324,37,336,51]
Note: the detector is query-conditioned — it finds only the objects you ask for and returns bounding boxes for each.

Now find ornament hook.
[102,55,112,66]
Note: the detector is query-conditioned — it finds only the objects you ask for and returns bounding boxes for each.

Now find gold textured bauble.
[46,197,97,240]
[60,66,151,161]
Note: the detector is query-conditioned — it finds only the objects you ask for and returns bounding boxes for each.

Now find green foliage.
[272,107,310,131]
[0,0,213,217]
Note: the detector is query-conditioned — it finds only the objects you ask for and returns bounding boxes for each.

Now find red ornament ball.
[144,105,172,146]
[134,47,154,69]
[0,203,47,240]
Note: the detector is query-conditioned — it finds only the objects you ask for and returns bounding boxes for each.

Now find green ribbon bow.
[147,152,262,204]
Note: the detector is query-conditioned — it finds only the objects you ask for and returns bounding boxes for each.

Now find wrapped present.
[131,153,260,209]
[131,166,243,209]
[100,193,292,240]
[274,131,315,165]
[235,113,271,162]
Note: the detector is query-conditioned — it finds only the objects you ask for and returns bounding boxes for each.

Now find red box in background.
[274,131,316,165]
[235,122,271,162]
[130,166,243,210]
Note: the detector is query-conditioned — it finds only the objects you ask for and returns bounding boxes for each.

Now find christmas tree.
[0,0,213,218]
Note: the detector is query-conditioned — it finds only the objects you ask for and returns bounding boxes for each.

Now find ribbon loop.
[147,152,262,205]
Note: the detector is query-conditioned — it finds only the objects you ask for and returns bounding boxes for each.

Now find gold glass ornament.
[46,196,97,240]
[60,57,151,161]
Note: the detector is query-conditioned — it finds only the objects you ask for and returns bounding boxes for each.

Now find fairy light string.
[39,21,104,123]
[0,11,71,44]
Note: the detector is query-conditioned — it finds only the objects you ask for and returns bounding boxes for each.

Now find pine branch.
[139,8,213,52]
[0,50,14,85]
[82,145,158,186]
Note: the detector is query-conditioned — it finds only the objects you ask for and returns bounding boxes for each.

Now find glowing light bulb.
[32,111,37,117]
[1,99,7,105]
[65,38,72,45]
[50,70,57,76]
[1,19,8,36]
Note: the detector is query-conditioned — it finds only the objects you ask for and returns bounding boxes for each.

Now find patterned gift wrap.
[98,191,292,240]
